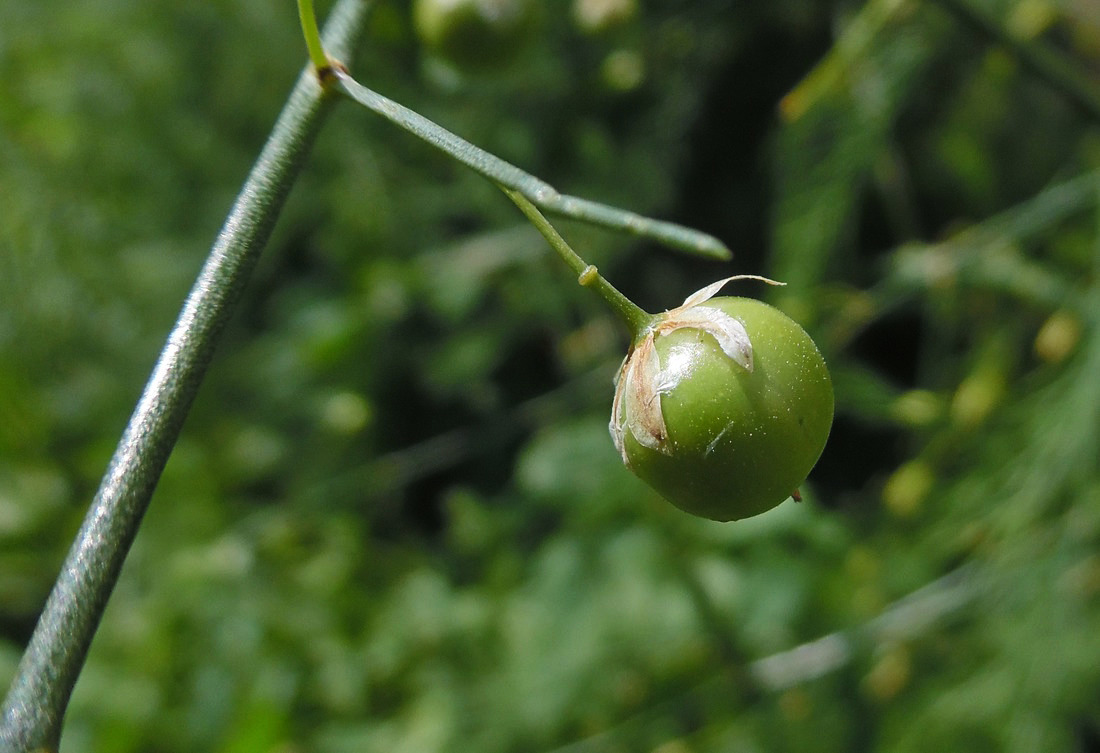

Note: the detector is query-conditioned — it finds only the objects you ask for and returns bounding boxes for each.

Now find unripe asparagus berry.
[611,294,833,521]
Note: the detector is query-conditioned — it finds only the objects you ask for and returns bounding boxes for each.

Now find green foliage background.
[2,0,1100,750]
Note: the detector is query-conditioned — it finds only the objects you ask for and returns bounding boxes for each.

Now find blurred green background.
[2,0,1100,750]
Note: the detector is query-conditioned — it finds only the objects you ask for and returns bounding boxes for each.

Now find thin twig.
[503,188,651,334]
[333,71,733,261]
[0,2,372,750]
[297,0,330,72]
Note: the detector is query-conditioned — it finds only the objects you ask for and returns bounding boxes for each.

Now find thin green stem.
[0,2,371,750]
[504,188,651,337]
[297,0,330,72]
[333,70,732,261]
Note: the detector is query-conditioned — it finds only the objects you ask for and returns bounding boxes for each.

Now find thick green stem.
[0,2,371,751]
[504,188,652,337]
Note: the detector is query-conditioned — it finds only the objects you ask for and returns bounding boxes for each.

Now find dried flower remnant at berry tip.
[609,275,782,464]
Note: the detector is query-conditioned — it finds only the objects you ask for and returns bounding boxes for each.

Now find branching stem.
[504,188,651,337]
[333,70,732,261]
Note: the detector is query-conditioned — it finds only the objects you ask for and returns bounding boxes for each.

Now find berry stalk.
[503,188,651,337]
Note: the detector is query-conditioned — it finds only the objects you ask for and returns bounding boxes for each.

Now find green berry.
[612,296,833,521]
